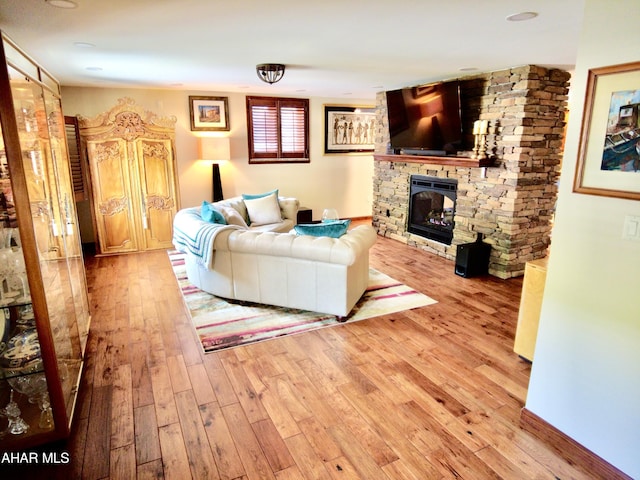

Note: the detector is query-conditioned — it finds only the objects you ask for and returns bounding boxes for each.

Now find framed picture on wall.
[324,105,375,154]
[189,96,230,131]
[573,61,640,200]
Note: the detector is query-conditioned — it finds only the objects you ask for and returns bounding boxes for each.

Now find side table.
[297,207,312,224]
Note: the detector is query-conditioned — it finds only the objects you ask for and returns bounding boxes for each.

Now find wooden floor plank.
[110,364,134,449]
[134,403,162,465]
[109,443,136,480]
[158,422,192,480]
[296,415,342,464]
[199,400,246,480]
[285,432,336,480]
[326,424,391,480]
[166,354,192,394]
[136,459,165,480]
[82,384,112,480]
[221,402,277,480]
[130,340,154,408]
[187,362,217,405]
[174,389,220,479]
[254,376,302,439]
[219,351,270,424]
[252,418,296,472]
[149,360,180,427]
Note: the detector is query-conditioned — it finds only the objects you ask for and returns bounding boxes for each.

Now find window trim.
[246,95,309,164]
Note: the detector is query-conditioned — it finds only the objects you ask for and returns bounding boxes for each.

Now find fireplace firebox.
[408,175,457,245]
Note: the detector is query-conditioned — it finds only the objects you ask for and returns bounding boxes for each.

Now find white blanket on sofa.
[172,208,240,268]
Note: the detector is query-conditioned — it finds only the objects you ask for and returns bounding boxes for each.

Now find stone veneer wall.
[372,65,571,279]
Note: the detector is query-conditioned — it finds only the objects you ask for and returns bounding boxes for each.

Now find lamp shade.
[198,137,230,161]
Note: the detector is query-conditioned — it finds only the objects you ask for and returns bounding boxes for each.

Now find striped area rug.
[168,251,437,353]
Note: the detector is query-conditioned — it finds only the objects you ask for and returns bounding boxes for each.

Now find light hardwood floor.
[15,228,599,479]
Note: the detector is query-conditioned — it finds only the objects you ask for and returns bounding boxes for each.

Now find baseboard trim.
[520,408,632,480]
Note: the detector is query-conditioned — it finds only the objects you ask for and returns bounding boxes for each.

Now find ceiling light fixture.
[506,11,538,22]
[256,63,285,84]
[45,0,78,8]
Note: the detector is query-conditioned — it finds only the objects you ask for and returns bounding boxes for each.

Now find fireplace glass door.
[408,176,457,244]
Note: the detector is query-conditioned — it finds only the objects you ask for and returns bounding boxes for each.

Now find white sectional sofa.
[172,195,377,317]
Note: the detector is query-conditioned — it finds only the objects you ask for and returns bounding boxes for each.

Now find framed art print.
[189,96,230,131]
[573,61,640,200]
[324,105,375,154]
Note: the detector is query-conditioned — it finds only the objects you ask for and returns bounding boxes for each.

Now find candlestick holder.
[477,134,488,160]
[471,133,480,159]
[471,120,489,160]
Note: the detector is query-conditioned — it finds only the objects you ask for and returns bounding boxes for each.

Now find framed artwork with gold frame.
[189,96,230,131]
[573,61,640,200]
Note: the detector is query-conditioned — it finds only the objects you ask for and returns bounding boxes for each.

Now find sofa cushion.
[294,219,351,238]
[211,195,298,225]
[242,189,278,200]
[217,205,249,228]
[243,192,283,226]
[201,201,227,224]
[248,218,295,233]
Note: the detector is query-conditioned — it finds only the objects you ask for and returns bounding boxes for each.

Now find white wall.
[60,87,374,224]
[525,1,640,477]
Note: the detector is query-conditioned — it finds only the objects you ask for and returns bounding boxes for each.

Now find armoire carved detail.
[78,97,180,255]
[98,196,128,216]
[92,141,121,163]
[146,195,175,210]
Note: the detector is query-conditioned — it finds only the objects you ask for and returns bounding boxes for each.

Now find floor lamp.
[211,163,223,202]
[198,137,230,202]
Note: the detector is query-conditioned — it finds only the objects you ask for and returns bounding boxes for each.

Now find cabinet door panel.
[136,138,177,250]
[86,139,138,253]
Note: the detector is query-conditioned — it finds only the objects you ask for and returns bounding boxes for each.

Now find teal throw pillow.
[242,189,279,201]
[201,201,227,225]
[294,219,351,238]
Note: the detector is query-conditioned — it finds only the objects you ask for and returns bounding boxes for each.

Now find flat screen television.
[386,80,463,156]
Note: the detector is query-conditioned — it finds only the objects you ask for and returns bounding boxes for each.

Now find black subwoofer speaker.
[455,236,491,278]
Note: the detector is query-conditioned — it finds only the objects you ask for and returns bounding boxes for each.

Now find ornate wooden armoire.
[78,98,179,255]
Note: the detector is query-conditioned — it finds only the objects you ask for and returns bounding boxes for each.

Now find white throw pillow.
[217,205,249,228]
[244,193,282,226]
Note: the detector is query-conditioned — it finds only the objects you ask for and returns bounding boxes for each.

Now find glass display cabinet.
[0,31,90,450]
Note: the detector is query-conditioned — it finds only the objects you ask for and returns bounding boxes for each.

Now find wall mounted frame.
[573,61,640,200]
[189,96,230,131]
[324,105,375,154]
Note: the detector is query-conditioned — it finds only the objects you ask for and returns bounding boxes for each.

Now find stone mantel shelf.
[373,153,493,168]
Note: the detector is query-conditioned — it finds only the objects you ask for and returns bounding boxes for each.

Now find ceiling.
[0,0,585,99]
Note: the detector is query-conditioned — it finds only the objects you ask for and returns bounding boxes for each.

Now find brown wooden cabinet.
[0,31,90,450]
[79,98,179,255]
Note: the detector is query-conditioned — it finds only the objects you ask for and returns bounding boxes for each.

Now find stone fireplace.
[372,65,571,279]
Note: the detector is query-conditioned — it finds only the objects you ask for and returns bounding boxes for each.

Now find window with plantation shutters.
[246,96,309,163]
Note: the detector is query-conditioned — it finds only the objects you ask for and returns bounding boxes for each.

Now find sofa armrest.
[278,197,299,221]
